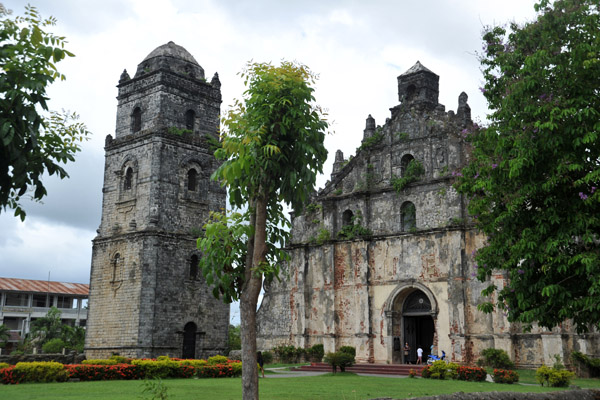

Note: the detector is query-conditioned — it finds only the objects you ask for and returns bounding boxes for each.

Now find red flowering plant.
[196,360,242,378]
[65,363,144,381]
[457,366,487,382]
[492,368,519,384]
[0,366,25,385]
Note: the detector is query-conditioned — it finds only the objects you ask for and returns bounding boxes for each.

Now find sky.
[0,0,539,323]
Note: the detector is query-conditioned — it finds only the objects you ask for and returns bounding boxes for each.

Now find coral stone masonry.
[85,42,229,359]
[255,61,599,367]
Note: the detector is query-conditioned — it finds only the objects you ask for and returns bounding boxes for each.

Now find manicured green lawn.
[4,373,599,400]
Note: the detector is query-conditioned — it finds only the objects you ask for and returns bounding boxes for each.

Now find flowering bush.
[0,366,24,384]
[492,368,519,384]
[408,368,417,378]
[457,366,487,382]
[0,362,69,384]
[207,355,229,365]
[421,361,458,380]
[82,359,118,365]
[65,363,143,381]
[0,362,9,369]
[131,357,194,379]
[196,361,242,378]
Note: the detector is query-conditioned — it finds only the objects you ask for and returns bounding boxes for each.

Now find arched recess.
[185,109,195,131]
[131,106,142,133]
[400,154,414,177]
[119,156,138,200]
[179,157,205,202]
[182,322,197,359]
[401,201,416,231]
[383,283,438,364]
[342,209,354,227]
[189,254,199,280]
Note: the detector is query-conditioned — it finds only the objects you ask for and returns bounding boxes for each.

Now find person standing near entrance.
[404,342,410,364]
[416,346,423,364]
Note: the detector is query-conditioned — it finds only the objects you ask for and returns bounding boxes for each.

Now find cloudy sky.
[1,0,539,322]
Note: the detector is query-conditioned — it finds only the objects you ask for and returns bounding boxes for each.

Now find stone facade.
[256,62,600,367]
[85,42,229,359]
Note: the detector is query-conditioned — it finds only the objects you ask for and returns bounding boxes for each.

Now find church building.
[256,62,599,367]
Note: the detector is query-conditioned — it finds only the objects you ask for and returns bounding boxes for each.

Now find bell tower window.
[187,169,198,191]
[132,107,142,133]
[185,110,195,131]
[124,167,134,190]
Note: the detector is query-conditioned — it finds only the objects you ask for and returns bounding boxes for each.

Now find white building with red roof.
[0,277,89,352]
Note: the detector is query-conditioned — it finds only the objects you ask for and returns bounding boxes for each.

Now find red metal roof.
[0,278,89,296]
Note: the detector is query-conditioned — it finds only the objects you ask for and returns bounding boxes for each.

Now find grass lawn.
[4,373,599,400]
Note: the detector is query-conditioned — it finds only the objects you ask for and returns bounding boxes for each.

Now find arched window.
[403,290,432,314]
[400,154,415,177]
[187,169,198,191]
[342,209,354,227]
[190,255,199,280]
[132,107,142,133]
[401,202,416,231]
[185,110,195,131]
[124,167,133,190]
[406,84,416,101]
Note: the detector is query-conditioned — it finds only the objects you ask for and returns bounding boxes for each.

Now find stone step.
[293,363,426,376]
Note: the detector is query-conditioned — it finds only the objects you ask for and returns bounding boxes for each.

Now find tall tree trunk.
[240,198,267,400]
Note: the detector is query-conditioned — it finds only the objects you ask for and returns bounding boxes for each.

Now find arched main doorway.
[391,289,435,364]
[182,322,197,359]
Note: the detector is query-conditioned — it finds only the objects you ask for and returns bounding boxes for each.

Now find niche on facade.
[110,252,123,291]
[185,109,195,131]
[401,201,416,231]
[117,158,138,218]
[131,106,142,133]
[179,159,207,204]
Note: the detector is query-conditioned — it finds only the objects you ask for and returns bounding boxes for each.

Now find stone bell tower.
[85,42,229,359]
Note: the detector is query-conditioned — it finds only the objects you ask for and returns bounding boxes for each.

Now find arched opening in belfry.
[391,289,435,364]
[185,109,195,131]
[182,321,197,359]
[342,209,354,227]
[405,84,416,102]
[132,107,142,133]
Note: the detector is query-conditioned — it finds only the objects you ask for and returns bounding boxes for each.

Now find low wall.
[0,353,86,365]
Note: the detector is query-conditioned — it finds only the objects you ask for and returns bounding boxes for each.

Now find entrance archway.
[386,284,437,364]
[182,322,197,359]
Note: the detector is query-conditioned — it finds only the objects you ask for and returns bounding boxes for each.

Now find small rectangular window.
[4,293,29,307]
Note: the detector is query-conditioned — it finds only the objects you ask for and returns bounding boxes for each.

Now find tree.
[0,324,9,348]
[30,306,63,343]
[455,0,600,333]
[198,61,328,399]
[0,4,90,220]
[227,324,241,354]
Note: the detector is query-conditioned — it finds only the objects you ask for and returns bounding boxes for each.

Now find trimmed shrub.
[421,360,459,380]
[131,357,194,379]
[457,366,487,382]
[479,348,514,369]
[66,363,143,381]
[196,361,242,378]
[42,338,66,354]
[273,345,305,363]
[0,362,9,369]
[13,361,69,383]
[178,359,207,370]
[307,344,324,362]
[207,355,229,365]
[0,366,24,384]
[535,364,575,387]
[492,368,519,384]
[110,355,132,364]
[82,359,118,365]
[324,351,354,373]
[339,346,356,357]
[261,351,273,364]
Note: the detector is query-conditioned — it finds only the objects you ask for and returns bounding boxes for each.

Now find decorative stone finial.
[458,92,468,107]
[119,69,130,83]
[335,149,344,162]
[366,114,376,130]
[211,72,221,88]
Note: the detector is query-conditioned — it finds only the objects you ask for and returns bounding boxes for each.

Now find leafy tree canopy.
[455,0,600,333]
[198,60,328,400]
[0,5,90,220]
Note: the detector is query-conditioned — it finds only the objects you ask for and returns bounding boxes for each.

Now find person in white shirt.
[417,346,423,364]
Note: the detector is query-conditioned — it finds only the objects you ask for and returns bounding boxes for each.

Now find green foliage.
[131,358,189,379]
[312,226,330,245]
[227,324,241,353]
[492,369,519,384]
[357,129,384,152]
[337,211,372,240]
[273,345,305,363]
[206,355,229,366]
[395,131,409,141]
[166,127,192,136]
[261,351,273,364]
[478,348,515,369]
[421,361,459,380]
[0,324,9,347]
[307,344,324,362]
[30,306,63,343]
[391,159,425,192]
[14,361,69,383]
[333,188,343,196]
[324,351,355,373]
[42,338,65,353]
[110,355,132,364]
[535,364,574,387]
[0,362,9,369]
[571,351,600,377]
[454,0,600,333]
[0,5,90,220]
[305,203,322,214]
[141,378,169,400]
[338,346,356,357]
[83,359,118,365]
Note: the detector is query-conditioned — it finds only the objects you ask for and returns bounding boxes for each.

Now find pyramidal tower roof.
[400,61,434,76]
